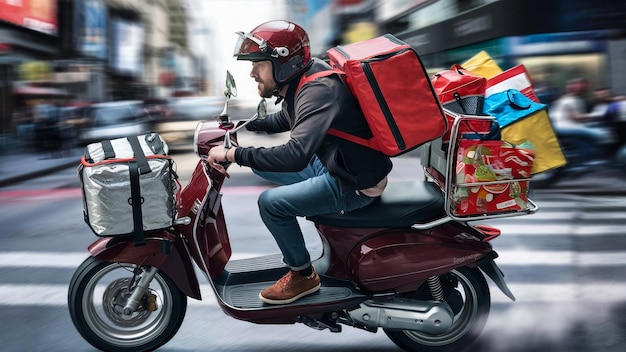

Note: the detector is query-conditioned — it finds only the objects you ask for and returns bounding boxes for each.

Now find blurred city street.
[1,0,626,351]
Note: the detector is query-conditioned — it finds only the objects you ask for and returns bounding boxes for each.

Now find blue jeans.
[253,156,375,271]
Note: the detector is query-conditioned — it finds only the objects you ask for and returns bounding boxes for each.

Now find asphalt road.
[1,144,626,351]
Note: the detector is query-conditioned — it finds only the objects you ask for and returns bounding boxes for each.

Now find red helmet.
[234,20,311,84]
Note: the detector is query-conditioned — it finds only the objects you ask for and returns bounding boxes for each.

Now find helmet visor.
[233,31,269,61]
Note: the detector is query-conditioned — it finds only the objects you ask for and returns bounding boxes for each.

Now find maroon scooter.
[68,72,520,352]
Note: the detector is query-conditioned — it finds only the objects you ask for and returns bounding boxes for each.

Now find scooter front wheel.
[68,256,187,352]
[384,266,490,352]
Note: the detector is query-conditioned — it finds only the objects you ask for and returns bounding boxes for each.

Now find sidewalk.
[0,146,83,187]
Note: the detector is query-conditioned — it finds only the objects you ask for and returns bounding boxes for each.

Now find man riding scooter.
[548,78,613,178]
[206,20,392,304]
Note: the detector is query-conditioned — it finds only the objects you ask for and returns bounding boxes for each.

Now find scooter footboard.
[88,235,202,299]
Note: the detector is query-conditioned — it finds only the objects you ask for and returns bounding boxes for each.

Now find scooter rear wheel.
[68,256,187,352]
[384,266,490,352]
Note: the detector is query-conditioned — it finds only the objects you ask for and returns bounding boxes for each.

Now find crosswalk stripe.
[1,282,624,306]
[495,250,626,265]
[2,250,625,306]
[0,252,267,268]
[0,284,217,307]
[2,250,626,268]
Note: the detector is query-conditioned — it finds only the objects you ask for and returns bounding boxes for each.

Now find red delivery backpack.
[431,64,487,115]
[298,34,447,157]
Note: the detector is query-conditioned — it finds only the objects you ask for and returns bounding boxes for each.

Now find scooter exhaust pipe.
[347,298,454,334]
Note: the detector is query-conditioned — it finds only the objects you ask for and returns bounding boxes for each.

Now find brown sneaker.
[259,268,321,305]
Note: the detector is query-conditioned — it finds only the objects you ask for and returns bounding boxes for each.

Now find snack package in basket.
[452,139,534,216]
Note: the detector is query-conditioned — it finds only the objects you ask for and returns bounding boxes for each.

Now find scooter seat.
[308,180,445,228]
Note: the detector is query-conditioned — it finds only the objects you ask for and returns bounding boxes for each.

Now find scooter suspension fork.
[123,266,159,316]
[427,276,445,302]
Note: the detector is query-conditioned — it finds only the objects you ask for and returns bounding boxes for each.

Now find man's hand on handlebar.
[207,145,234,177]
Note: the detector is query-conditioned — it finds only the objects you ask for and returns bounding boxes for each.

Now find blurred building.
[375,0,626,104]
[297,0,626,106]
[0,0,209,137]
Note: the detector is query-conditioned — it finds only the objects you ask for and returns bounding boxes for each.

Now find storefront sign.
[75,0,107,59]
[109,17,144,77]
[0,0,58,35]
[19,61,51,81]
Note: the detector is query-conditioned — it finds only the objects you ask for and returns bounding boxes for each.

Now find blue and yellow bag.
[483,89,566,174]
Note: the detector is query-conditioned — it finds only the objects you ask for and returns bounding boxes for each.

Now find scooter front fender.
[88,235,202,300]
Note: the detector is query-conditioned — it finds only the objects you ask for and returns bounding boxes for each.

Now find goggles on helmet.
[233,31,269,61]
[233,31,290,61]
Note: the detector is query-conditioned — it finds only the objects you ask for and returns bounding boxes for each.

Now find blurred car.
[154,96,225,150]
[77,100,153,145]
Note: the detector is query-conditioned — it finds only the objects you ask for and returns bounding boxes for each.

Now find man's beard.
[258,80,276,98]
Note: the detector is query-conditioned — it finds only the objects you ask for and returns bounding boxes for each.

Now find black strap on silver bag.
[101,140,116,159]
[127,136,151,246]
[127,136,151,175]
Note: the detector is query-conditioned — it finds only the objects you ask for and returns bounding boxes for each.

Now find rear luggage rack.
[420,109,539,221]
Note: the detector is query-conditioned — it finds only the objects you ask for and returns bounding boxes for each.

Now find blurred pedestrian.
[34,103,63,157]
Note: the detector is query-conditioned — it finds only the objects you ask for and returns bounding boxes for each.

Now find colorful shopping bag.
[486,65,540,102]
[431,64,486,115]
[461,51,503,79]
[483,90,566,174]
[452,139,534,216]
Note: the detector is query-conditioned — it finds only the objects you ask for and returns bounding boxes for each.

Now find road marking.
[1,282,625,306]
[0,251,265,268]
[0,284,218,307]
[1,251,626,306]
[2,250,626,268]
[495,250,626,266]
[0,188,82,200]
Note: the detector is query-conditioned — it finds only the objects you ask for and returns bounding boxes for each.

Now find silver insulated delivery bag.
[79,133,177,245]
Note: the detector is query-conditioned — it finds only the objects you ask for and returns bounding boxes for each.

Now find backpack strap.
[297,70,380,152]
[296,70,337,92]
[326,128,380,150]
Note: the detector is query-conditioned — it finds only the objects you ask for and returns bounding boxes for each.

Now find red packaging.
[486,64,540,103]
[452,139,534,215]
[432,64,487,116]
[442,110,494,142]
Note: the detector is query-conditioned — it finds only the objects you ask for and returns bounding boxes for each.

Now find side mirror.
[220,71,237,120]
[225,70,237,98]
[257,99,267,120]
